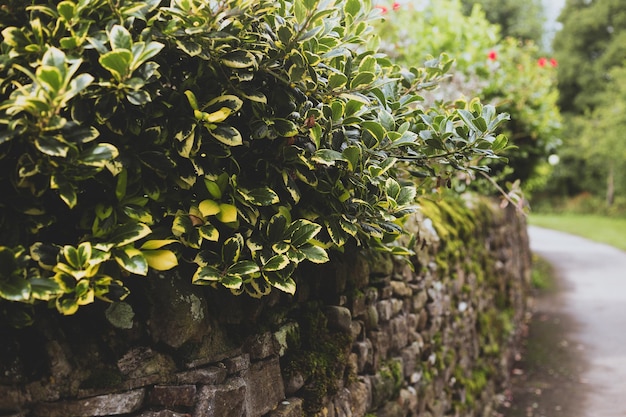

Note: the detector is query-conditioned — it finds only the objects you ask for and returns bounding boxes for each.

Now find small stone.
[33,389,145,417]
[376,300,393,322]
[223,354,250,375]
[324,306,352,333]
[176,367,227,385]
[245,357,285,417]
[147,385,196,408]
[193,378,246,417]
[136,410,191,417]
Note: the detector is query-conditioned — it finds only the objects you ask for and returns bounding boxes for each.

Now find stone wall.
[0,196,531,417]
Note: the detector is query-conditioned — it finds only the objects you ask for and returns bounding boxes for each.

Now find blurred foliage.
[542,0,626,209]
[374,0,561,192]
[460,0,546,47]
[553,0,626,114]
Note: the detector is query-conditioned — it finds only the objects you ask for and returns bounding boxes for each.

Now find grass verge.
[529,213,626,251]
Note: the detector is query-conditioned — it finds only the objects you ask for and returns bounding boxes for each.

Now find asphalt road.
[527,226,626,417]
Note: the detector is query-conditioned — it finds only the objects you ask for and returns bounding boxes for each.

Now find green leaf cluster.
[374,1,561,190]
[0,0,510,325]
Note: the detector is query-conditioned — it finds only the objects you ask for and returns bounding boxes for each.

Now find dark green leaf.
[131,41,164,70]
[328,73,348,89]
[221,50,256,69]
[0,276,30,301]
[29,278,61,300]
[126,90,151,105]
[299,244,329,264]
[350,72,375,89]
[273,118,299,137]
[221,274,243,289]
[262,254,290,272]
[80,143,118,167]
[139,151,176,173]
[239,186,280,206]
[114,247,148,276]
[176,40,202,56]
[208,124,243,146]
[227,260,260,276]
[267,275,296,295]
[109,223,151,247]
[288,220,322,247]
[51,176,77,208]
[325,219,348,246]
[222,234,243,264]
[268,213,288,242]
[311,149,346,166]
[362,121,385,143]
[30,243,60,269]
[34,135,71,157]
[192,265,222,284]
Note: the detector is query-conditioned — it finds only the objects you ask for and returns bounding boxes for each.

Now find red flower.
[537,57,547,67]
[375,4,388,13]
[550,58,558,67]
[487,50,497,61]
[393,2,401,10]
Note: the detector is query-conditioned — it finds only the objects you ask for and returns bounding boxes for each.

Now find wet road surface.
[518,226,626,417]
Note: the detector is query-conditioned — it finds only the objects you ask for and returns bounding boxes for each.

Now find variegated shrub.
[0,0,510,326]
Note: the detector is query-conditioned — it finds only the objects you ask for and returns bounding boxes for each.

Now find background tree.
[553,0,626,114]
[460,0,546,46]
[539,0,626,211]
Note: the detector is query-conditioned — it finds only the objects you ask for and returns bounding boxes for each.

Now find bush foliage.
[0,0,510,326]
[374,0,561,189]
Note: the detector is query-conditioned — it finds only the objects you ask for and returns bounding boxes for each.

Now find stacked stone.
[0,203,531,417]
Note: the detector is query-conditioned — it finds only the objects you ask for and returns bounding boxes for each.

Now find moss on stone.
[80,367,123,389]
[281,302,353,415]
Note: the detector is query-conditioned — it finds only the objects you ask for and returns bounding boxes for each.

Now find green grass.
[530,253,555,291]
[529,213,626,252]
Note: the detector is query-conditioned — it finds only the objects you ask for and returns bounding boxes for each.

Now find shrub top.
[0,0,509,327]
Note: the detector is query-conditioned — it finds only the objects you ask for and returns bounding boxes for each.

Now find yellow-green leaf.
[202,108,233,123]
[204,179,222,199]
[184,90,199,110]
[216,203,237,223]
[143,249,178,271]
[140,239,178,250]
[199,199,220,217]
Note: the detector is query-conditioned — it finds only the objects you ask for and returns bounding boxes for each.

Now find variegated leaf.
[298,244,329,264]
[110,222,151,247]
[114,247,148,276]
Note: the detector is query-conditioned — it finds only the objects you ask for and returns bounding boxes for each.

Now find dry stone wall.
[0,197,531,417]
